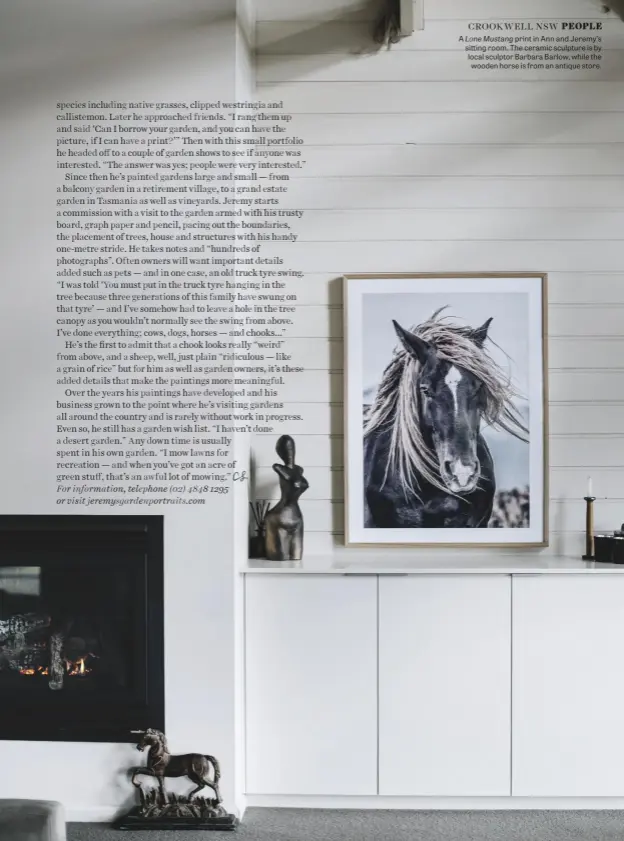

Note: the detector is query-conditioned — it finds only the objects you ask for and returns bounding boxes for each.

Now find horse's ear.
[471,317,493,348]
[392,320,432,364]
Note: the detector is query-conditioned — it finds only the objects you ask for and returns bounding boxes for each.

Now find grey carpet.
[68,808,624,840]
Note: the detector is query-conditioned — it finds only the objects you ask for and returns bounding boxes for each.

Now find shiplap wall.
[251,0,624,555]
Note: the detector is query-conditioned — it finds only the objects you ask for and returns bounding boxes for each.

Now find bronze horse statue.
[130,728,222,805]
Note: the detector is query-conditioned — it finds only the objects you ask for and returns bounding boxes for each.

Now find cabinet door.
[513,575,624,796]
[379,575,511,796]
[245,574,377,795]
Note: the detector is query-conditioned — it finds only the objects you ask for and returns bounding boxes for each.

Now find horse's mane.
[364,307,529,497]
[146,728,168,752]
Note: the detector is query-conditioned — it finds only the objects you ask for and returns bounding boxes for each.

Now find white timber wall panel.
[244,575,378,795]
[255,0,608,21]
[274,210,624,241]
[274,148,624,178]
[281,112,624,144]
[284,277,624,305]
[283,179,624,210]
[255,0,376,21]
[251,0,624,557]
[254,242,624,273]
[428,0,606,18]
[275,82,624,113]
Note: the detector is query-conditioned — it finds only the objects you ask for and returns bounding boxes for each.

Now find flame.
[19,658,91,677]
[65,657,90,677]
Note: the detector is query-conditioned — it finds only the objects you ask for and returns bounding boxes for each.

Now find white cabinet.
[378,575,511,796]
[513,575,624,796]
[244,570,624,802]
[244,574,377,795]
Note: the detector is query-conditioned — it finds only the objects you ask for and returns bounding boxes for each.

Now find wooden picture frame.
[343,273,549,548]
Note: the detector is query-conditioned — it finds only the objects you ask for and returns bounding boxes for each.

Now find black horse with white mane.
[363,308,528,529]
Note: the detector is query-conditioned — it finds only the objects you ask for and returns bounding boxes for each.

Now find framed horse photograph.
[343,273,548,548]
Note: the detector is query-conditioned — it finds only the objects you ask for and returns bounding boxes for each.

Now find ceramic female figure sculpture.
[264,435,309,561]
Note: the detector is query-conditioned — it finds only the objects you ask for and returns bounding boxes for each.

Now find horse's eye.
[419,384,430,396]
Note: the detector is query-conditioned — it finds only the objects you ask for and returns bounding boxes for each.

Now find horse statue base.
[114,796,238,831]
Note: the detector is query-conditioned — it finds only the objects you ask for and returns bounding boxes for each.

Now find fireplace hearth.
[0,515,164,742]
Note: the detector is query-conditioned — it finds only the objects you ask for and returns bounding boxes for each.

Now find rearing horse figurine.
[130,728,222,805]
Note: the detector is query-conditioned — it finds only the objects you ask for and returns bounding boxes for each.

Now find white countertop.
[243,550,624,575]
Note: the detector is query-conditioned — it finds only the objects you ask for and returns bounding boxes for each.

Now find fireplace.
[0,515,164,742]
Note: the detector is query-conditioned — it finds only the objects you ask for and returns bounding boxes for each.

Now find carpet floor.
[68,808,624,840]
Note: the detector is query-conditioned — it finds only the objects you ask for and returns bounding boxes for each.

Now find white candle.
[587,477,593,498]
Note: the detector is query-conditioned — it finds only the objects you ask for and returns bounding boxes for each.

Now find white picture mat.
[344,275,546,546]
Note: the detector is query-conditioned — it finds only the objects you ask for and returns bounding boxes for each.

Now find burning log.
[48,631,65,691]
[0,614,51,674]
[0,612,50,644]
[0,613,97,688]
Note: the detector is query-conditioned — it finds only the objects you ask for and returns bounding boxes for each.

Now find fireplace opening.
[0,515,164,742]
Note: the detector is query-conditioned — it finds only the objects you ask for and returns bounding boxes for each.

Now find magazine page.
[2,0,624,830]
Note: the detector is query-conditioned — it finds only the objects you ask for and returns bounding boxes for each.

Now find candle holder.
[582,496,596,560]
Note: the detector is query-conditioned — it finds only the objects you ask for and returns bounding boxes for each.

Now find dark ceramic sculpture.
[264,435,309,561]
